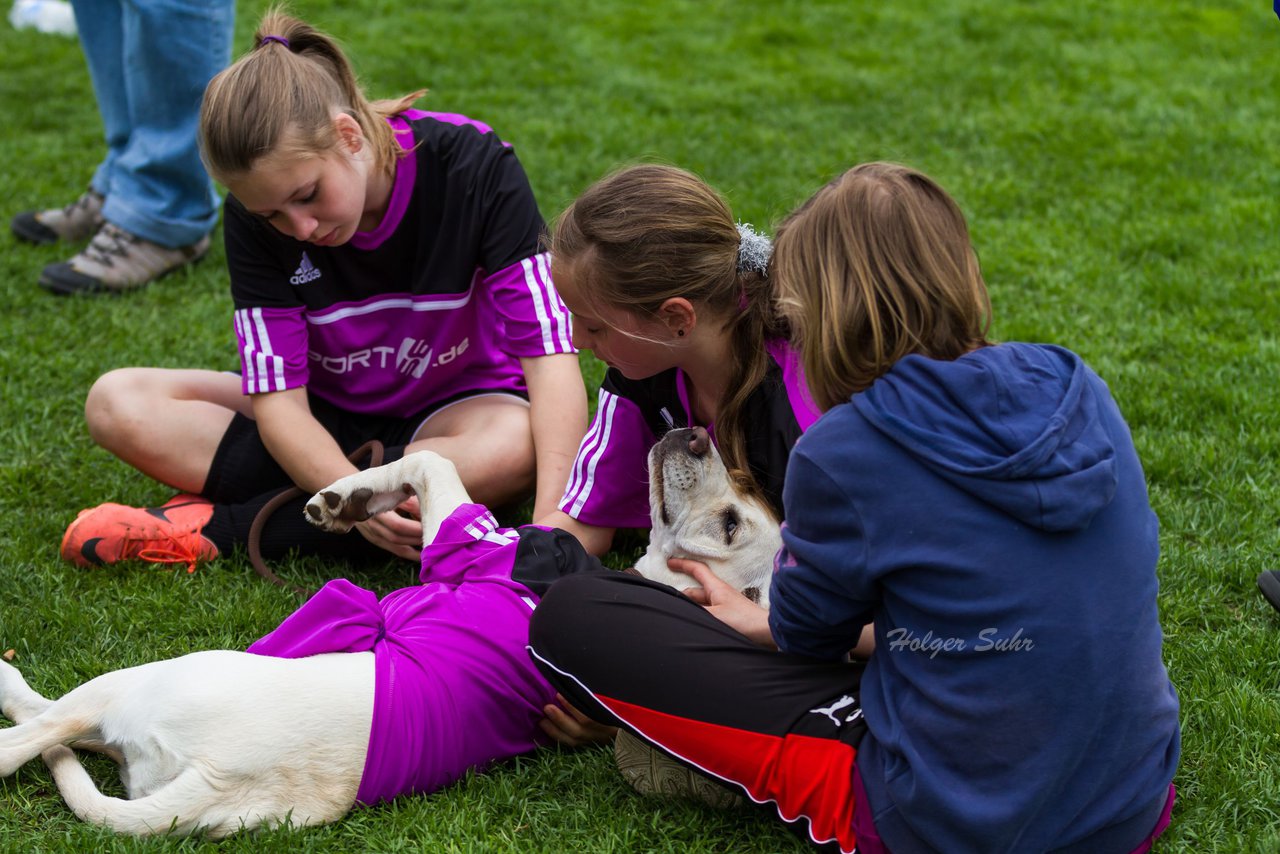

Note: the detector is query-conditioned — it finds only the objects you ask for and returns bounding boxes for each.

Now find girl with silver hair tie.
[539,164,819,558]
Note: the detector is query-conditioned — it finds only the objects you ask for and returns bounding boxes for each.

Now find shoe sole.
[1259,571,1280,613]
[12,210,104,246]
[613,730,746,809]
[39,245,211,296]
[11,216,59,245]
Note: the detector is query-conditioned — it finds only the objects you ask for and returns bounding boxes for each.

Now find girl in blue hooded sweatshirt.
[529,162,1180,854]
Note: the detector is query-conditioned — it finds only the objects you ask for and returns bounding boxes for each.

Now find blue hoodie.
[770,343,1179,854]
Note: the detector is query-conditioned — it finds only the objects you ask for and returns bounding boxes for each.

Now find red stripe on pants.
[601,694,859,853]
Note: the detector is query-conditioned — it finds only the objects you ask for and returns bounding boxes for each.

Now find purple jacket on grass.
[248,504,576,804]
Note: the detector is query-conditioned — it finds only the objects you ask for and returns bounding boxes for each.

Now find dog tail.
[42,746,223,836]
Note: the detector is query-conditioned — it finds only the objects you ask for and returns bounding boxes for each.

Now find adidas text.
[290,252,323,285]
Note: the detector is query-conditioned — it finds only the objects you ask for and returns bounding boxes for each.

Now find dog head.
[632,427,780,608]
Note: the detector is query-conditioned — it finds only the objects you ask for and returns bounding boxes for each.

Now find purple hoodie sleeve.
[769,449,876,659]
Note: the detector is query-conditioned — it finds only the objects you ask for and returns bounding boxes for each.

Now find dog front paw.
[305,486,376,533]
[304,469,413,533]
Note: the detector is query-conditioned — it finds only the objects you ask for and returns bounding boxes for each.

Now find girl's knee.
[479,402,535,457]
[84,368,194,453]
[487,405,537,476]
[410,401,536,502]
[84,368,146,449]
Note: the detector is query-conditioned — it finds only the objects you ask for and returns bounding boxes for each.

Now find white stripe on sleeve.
[567,390,619,517]
[561,385,615,505]
[249,307,285,393]
[521,255,557,355]
[561,412,600,504]
[536,252,573,352]
[235,309,257,393]
[464,512,518,545]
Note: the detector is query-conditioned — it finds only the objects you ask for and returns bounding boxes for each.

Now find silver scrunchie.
[736,222,773,276]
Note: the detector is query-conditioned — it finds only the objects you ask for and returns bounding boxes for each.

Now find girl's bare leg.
[84,368,250,494]
[407,395,535,508]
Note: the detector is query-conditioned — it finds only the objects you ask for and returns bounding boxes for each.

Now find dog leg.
[0,659,98,776]
[305,450,472,547]
[0,658,52,723]
[0,706,101,778]
[401,452,473,545]
[0,660,125,763]
[5,732,217,836]
[42,749,229,837]
[0,662,132,778]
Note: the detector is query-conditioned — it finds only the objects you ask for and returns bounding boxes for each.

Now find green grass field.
[1,1,1278,850]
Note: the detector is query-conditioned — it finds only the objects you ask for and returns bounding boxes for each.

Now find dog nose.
[688,426,710,457]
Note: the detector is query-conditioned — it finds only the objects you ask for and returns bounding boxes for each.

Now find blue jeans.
[71,0,234,247]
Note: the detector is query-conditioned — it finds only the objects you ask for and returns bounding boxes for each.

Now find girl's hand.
[354,496,423,561]
[539,694,618,747]
[669,558,777,649]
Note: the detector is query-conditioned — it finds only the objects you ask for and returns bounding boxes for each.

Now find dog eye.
[721,508,739,544]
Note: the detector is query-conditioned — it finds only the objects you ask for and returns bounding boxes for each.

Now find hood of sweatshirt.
[853,343,1117,532]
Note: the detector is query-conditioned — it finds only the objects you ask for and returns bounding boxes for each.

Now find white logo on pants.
[810,694,861,727]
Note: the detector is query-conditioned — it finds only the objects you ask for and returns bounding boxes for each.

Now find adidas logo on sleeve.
[290,252,323,285]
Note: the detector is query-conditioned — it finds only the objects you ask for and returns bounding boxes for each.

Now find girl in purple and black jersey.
[538,165,821,554]
[532,164,822,745]
[59,11,585,571]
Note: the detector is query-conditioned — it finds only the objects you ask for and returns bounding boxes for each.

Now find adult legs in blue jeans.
[19,0,234,293]
[74,0,232,247]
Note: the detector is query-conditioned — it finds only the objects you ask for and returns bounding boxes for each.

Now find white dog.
[0,426,778,837]
[633,426,779,608]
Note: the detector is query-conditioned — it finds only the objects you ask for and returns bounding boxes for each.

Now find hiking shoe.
[613,729,746,809]
[1259,570,1280,614]
[11,189,105,245]
[61,493,218,573]
[39,222,210,295]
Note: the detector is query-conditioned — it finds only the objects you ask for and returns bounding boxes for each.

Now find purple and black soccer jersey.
[226,111,573,418]
[558,339,821,528]
[247,503,601,804]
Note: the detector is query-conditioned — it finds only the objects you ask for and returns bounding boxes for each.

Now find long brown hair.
[551,164,785,502]
[199,7,424,182]
[772,162,992,411]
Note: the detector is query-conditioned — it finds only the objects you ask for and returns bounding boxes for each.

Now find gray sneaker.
[11,189,106,245]
[613,729,747,809]
[39,223,211,295]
